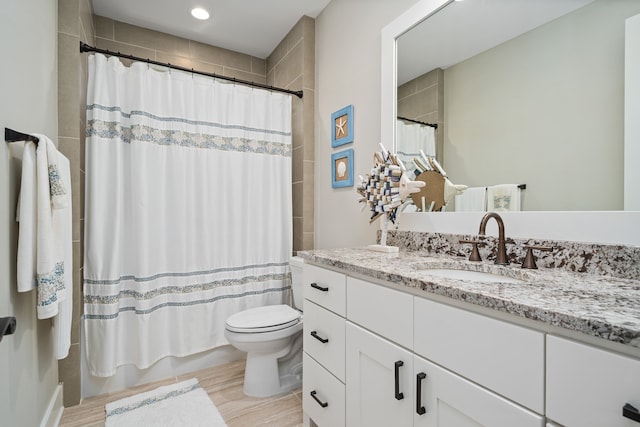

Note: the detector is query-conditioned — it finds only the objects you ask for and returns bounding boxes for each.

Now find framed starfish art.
[331,104,354,147]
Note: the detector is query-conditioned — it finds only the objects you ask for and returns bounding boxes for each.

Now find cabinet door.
[413,355,544,427]
[346,322,413,427]
[414,298,544,413]
[547,335,640,427]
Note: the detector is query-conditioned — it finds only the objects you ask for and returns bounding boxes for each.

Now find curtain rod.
[397,116,438,129]
[79,42,303,99]
[5,127,39,145]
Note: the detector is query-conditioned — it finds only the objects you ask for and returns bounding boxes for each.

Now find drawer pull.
[310,282,329,292]
[310,390,329,408]
[394,360,405,400]
[623,403,640,423]
[310,330,329,344]
[416,372,427,415]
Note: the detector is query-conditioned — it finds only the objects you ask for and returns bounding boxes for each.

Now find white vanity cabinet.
[546,335,640,427]
[302,262,640,427]
[302,264,347,427]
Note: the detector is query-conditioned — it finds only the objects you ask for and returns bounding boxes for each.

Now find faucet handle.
[522,245,553,269]
[459,239,486,262]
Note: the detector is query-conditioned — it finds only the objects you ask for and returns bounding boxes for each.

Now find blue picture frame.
[331,149,354,188]
[331,105,354,147]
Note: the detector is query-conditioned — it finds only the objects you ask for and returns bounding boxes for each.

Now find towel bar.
[4,127,39,145]
[0,316,17,342]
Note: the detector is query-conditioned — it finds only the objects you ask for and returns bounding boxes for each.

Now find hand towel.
[16,134,73,359]
[487,184,521,211]
[17,141,38,292]
[455,186,487,211]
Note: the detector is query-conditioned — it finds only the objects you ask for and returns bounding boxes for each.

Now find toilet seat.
[225,305,301,333]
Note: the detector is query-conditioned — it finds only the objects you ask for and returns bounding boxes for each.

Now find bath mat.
[105,378,228,427]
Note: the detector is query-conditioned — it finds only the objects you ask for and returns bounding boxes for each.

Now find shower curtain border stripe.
[84,262,291,285]
[87,104,293,137]
[80,42,303,99]
[84,286,291,320]
[87,121,291,157]
[85,273,291,303]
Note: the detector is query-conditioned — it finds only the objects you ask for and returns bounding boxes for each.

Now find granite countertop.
[298,247,640,351]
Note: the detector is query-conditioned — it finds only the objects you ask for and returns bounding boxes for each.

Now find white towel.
[16,134,73,359]
[487,184,521,211]
[455,186,487,211]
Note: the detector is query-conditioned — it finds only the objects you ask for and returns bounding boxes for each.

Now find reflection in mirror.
[395,0,640,212]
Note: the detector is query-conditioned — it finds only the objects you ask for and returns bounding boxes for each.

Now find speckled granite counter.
[298,247,640,351]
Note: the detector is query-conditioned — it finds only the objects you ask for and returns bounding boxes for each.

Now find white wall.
[444,0,640,211]
[0,1,61,426]
[315,0,420,249]
[625,13,640,211]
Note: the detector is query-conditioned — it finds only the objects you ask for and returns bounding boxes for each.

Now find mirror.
[384,0,640,212]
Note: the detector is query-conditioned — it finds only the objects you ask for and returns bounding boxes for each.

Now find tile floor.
[58,360,303,427]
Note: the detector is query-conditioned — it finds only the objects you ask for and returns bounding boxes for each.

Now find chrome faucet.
[478,212,509,265]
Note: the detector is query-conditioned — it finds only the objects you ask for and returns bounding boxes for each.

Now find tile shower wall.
[57,5,315,406]
[267,16,316,252]
[57,0,94,407]
[397,68,444,164]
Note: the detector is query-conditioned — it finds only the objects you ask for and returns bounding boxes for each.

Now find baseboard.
[40,384,64,427]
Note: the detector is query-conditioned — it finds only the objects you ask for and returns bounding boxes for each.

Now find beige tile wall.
[57,6,315,407]
[57,0,94,407]
[397,68,444,164]
[267,16,315,252]
[94,16,267,84]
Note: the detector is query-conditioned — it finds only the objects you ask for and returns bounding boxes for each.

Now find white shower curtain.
[84,53,292,377]
[396,119,436,177]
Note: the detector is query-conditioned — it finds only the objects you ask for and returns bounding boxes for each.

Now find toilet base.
[242,333,303,398]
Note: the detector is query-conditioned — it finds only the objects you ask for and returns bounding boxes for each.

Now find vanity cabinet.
[302,264,346,427]
[302,262,640,427]
[546,335,640,427]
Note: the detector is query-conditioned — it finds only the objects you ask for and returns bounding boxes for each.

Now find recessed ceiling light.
[191,7,210,20]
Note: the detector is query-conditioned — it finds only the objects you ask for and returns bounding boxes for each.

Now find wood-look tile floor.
[58,360,303,427]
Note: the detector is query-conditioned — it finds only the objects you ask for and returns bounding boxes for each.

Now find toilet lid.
[225,305,301,333]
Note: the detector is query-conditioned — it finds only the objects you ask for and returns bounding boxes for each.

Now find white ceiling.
[92,0,332,59]
[397,0,596,85]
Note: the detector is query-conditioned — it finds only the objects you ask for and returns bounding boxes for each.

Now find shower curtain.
[84,53,292,377]
[396,119,436,177]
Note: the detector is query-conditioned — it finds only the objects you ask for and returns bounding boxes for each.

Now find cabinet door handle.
[394,360,405,400]
[624,403,640,423]
[310,330,329,343]
[416,372,427,415]
[310,390,329,408]
[310,282,329,292]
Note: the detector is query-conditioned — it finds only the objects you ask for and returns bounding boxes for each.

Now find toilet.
[224,256,304,397]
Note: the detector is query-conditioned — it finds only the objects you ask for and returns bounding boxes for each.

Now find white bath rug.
[105,378,228,427]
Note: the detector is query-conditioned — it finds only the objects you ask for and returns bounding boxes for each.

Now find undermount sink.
[420,268,526,284]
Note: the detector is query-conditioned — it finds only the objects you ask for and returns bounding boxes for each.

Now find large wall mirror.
[382,0,640,213]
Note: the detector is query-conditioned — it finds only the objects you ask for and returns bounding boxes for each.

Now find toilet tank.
[290,256,304,310]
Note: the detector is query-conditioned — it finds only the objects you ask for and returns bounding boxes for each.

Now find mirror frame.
[380,0,640,246]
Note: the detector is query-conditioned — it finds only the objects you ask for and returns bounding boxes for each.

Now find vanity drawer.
[546,335,640,427]
[346,277,413,349]
[303,353,345,427]
[303,300,346,382]
[303,264,346,316]
[414,298,544,414]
